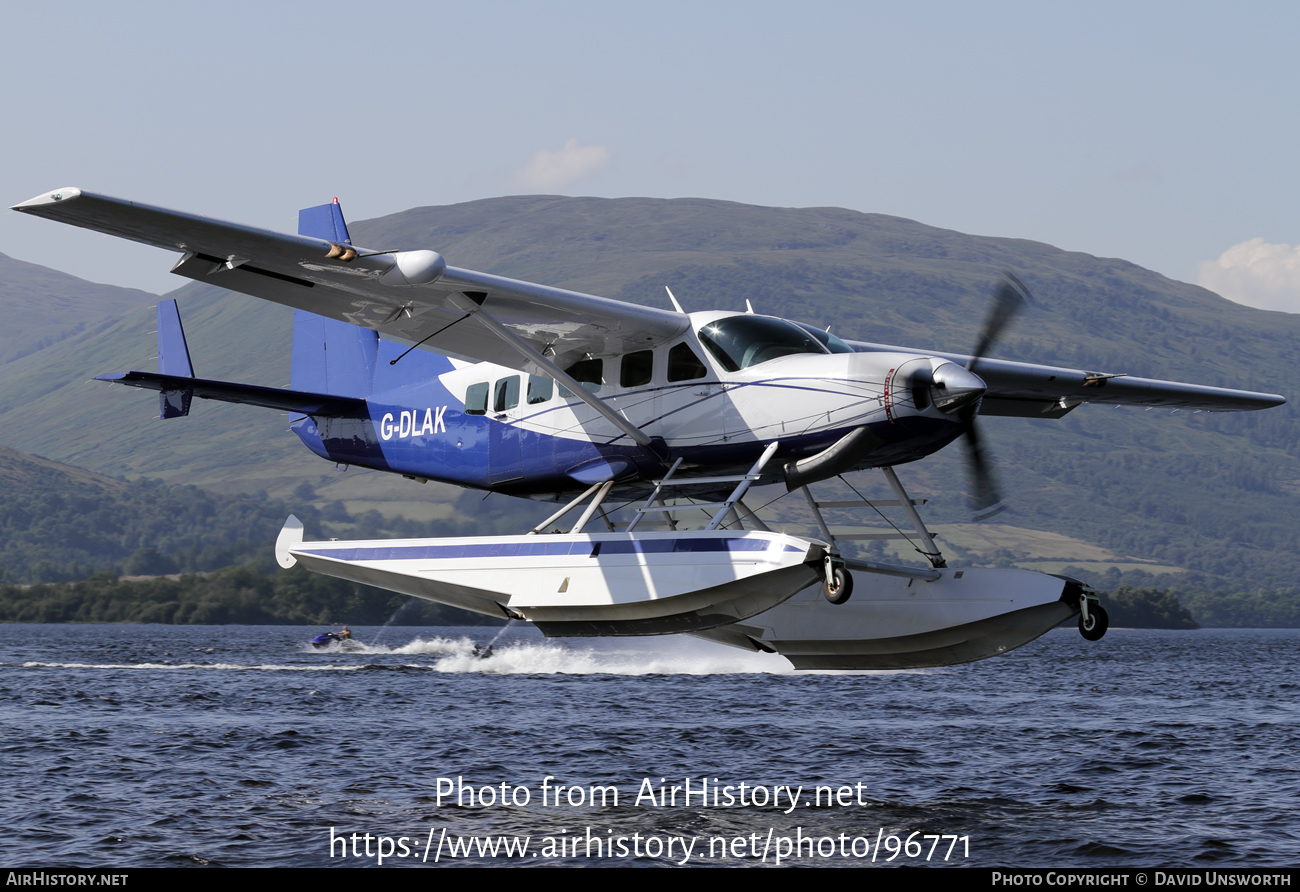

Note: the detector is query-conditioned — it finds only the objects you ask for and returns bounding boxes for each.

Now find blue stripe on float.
[298,537,775,562]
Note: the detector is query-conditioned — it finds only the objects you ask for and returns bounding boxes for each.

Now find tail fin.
[157,299,195,419]
[292,198,378,397]
[297,197,352,246]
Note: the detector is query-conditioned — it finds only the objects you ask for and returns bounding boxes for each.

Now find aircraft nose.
[929,362,986,415]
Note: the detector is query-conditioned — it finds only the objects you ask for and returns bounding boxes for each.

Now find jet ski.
[310,628,361,650]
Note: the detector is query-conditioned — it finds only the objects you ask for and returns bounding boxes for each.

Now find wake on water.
[21,633,916,676]
[308,633,800,675]
[21,632,912,676]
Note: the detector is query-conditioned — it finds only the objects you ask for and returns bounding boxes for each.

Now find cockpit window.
[697,315,831,371]
[667,343,708,381]
[794,322,854,355]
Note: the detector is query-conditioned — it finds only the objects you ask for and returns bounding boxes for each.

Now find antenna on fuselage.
[745,299,756,314]
[665,286,686,314]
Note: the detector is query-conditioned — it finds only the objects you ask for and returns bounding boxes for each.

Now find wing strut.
[447,292,654,447]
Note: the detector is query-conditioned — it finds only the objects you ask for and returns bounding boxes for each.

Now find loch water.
[1,623,1297,868]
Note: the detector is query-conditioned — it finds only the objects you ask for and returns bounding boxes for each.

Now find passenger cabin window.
[494,376,520,412]
[620,351,653,387]
[527,375,554,404]
[667,343,708,381]
[465,381,489,415]
[565,358,603,393]
[698,315,831,371]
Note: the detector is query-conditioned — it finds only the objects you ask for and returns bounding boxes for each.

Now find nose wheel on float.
[1078,593,1109,641]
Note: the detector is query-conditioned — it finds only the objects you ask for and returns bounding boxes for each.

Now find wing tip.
[11,187,83,212]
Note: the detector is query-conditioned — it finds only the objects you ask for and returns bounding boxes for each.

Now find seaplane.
[12,188,1286,668]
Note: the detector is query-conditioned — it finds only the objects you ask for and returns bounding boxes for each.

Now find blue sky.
[6,1,1300,310]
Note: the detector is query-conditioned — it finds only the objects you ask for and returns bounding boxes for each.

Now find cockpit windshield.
[794,322,854,355]
[697,315,832,371]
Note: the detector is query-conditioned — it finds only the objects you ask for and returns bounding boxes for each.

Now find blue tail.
[157,299,195,418]
[292,199,379,399]
[297,197,352,247]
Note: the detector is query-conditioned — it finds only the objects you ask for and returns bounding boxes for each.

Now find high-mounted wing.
[846,340,1285,414]
[16,188,1284,418]
[12,188,689,375]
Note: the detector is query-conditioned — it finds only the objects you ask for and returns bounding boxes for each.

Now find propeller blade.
[958,273,1030,519]
[967,272,1031,371]
[962,410,1005,521]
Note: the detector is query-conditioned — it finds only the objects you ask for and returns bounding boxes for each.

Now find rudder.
[292,198,379,397]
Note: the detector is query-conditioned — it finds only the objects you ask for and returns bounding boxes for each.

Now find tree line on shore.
[2,573,1295,628]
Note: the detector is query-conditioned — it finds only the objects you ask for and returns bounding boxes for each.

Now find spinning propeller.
[956,273,1031,519]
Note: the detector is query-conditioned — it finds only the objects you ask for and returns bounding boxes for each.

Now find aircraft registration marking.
[379,407,448,440]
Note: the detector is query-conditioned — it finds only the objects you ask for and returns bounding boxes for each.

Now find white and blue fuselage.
[291,310,968,498]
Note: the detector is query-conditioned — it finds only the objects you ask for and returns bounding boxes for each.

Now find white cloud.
[1197,237,1300,313]
[511,138,612,191]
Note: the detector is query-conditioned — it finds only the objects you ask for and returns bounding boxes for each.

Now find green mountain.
[2,196,1297,594]
[0,251,155,367]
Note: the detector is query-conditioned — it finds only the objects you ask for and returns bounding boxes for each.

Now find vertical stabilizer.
[291,312,379,397]
[297,197,351,246]
[292,199,378,397]
[157,299,194,419]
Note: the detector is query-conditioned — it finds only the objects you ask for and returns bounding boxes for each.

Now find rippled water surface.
[1,624,1297,867]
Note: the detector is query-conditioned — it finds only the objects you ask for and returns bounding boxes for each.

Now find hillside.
[0,443,532,583]
[0,251,155,367]
[1,195,1297,591]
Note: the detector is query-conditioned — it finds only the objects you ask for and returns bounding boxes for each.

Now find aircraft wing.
[12,188,690,373]
[846,340,1286,414]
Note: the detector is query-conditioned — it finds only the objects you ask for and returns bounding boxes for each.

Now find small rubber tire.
[1079,604,1109,641]
[824,567,853,605]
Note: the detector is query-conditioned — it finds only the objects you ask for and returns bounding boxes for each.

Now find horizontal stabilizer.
[97,371,369,417]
